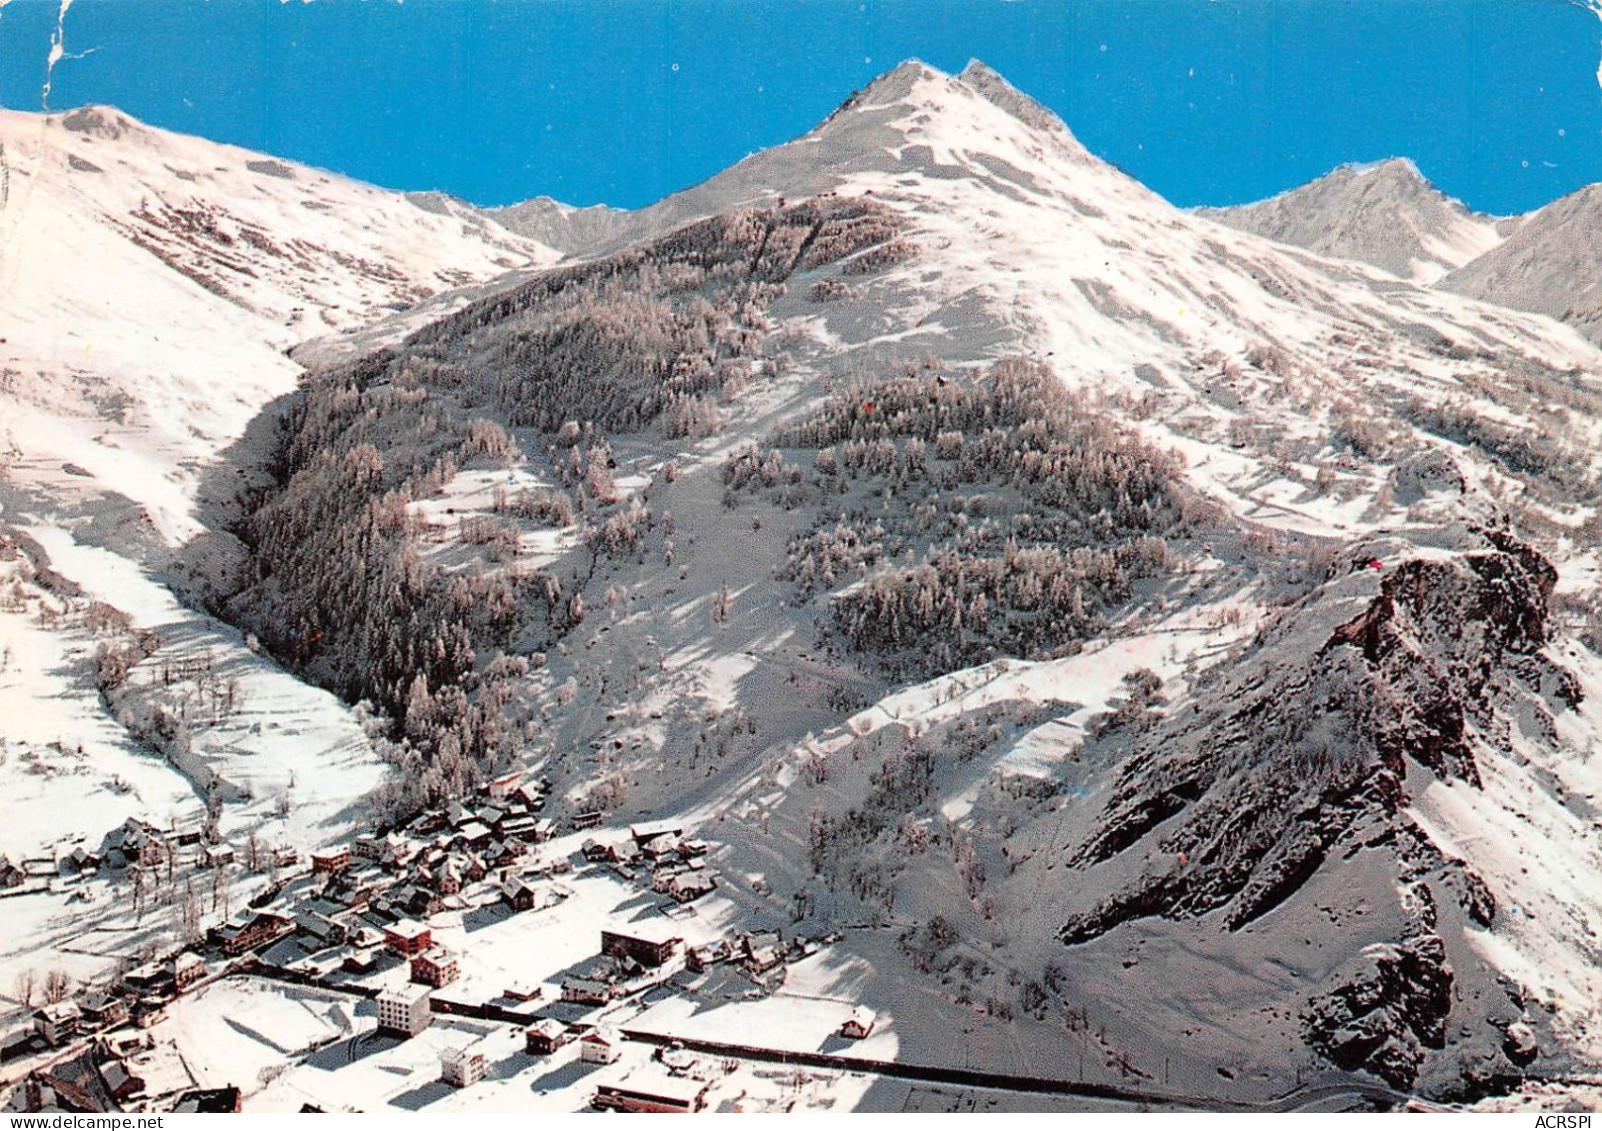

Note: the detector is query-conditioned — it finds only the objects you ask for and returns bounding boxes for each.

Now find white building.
[580,1027,621,1064]
[376,985,432,1036]
[441,1042,486,1088]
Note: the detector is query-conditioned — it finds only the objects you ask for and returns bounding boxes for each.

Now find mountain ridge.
[1198,156,1514,284]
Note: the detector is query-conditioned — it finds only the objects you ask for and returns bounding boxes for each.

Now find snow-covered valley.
[3,60,1602,1114]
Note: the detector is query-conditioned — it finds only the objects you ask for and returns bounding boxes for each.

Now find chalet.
[452,821,492,849]
[651,861,691,893]
[211,909,292,956]
[294,911,347,949]
[572,811,604,831]
[629,820,684,845]
[352,834,384,861]
[63,846,99,874]
[579,1026,621,1064]
[410,947,459,988]
[115,817,169,863]
[581,838,612,863]
[476,806,507,835]
[607,840,642,865]
[100,1057,145,1103]
[0,853,25,888]
[388,885,442,918]
[78,992,128,1028]
[840,1006,877,1040]
[561,977,615,1006]
[432,861,463,897]
[440,1043,486,1088]
[501,816,537,841]
[376,985,432,1036]
[34,1001,83,1046]
[270,846,299,869]
[482,839,522,868]
[379,835,415,868]
[328,867,382,909]
[172,1086,243,1113]
[524,1018,571,1055]
[383,919,432,957]
[500,875,540,912]
[506,816,556,843]
[119,962,169,995]
[199,844,235,870]
[341,950,378,975]
[740,931,784,975]
[131,1002,167,1030]
[601,926,682,968]
[638,833,682,861]
[679,838,711,859]
[685,939,731,973]
[409,810,448,838]
[486,771,523,802]
[593,1067,711,1114]
[667,871,717,904]
[171,952,205,991]
[23,1055,116,1114]
[310,849,350,876]
[503,982,542,1003]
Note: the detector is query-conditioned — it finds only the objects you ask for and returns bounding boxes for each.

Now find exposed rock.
[1302,934,1455,1088]
[1063,529,1560,942]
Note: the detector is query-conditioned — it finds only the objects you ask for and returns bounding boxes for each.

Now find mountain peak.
[1344,156,1429,187]
[1201,153,1506,283]
[833,58,947,115]
[958,59,1074,138]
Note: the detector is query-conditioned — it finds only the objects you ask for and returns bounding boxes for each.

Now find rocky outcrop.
[1302,934,1454,1088]
[1061,527,1563,944]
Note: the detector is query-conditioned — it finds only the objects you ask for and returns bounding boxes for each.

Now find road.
[617,1025,1414,1112]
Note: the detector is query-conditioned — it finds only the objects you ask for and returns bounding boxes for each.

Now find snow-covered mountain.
[1439,181,1602,345]
[487,194,634,257]
[209,59,1602,1101]
[0,106,555,871]
[1197,158,1514,285]
[6,61,1602,1109]
[0,104,556,541]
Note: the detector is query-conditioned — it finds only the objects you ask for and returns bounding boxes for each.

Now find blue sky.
[0,0,1598,215]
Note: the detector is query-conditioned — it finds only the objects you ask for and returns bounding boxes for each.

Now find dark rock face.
[1062,530,1559,945]
[61,106,130,140]
[1302,934,1455,1088]
[1056,528,1570,1085]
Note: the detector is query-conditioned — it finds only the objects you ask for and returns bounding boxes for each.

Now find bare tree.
[13,968,36,1008]
[42,969,71,1004]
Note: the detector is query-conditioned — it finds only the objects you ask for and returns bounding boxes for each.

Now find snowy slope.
[8,60,1602,1109]
[246,59,1602,1104]
[1440,181,1602,346]
[0,106,555,866]
[1197,158,1513,285]
[0,104,556,542]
